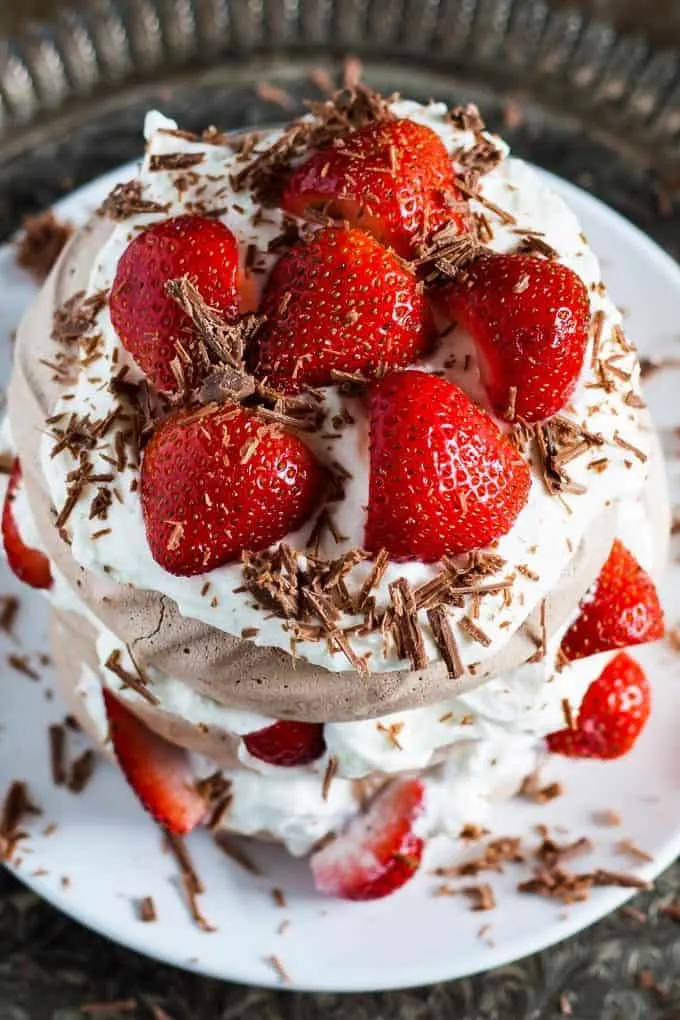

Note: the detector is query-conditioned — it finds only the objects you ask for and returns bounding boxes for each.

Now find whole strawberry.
[2,459,52,590]
[282,118,462,257]
[253,227,435,393]
[561,540,664,661]
[311,777,425,900]
[110,215,241,394]
[547,652,650,760]
[244,720,326,767]
[364,370,531,561]
[445,252,590,423]
[140,403,323,575]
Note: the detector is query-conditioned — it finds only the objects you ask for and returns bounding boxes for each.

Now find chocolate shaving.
[48,725,67,787]
[68,750,95,793]
[98,180,170,220]
[137,895,157,922]
[447,104,486,132]
[427,606,464,678]
[52,289,108,346]
[461,883,496,911]
[322,755,338,801]
[0,780,41,862]
[412,224,483,286]
[519,772,564,803]
[164,832,216,932]
[7,654,39,680]
[166,276,263,389]
[149,152,205,172]
[0,595,19,636]
[389,578,428,670]
[453,138,503,176]
[355,549,389,611]
[17,210,73,280]
[515,234,559,259]
[458,615,491,647]
[435,836,525,878]
[104,649,159,706]
[265,954,291,984]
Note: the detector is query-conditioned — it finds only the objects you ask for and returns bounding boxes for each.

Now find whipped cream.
[38,101,652,673]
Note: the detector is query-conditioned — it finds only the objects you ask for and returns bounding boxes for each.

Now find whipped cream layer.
[34,101,651,676]
[56,611,607,855]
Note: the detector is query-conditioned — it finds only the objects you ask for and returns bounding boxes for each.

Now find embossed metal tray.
[0,0,678,257]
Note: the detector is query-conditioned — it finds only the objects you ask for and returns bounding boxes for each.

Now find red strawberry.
[140,403,323,575]
[103,688,206,833]
[311,777,425,900]
[253,227,435,393]
[244,720,326,767]
[2,459,52,589]
[547,652,650,759]
[364,370,531,561]
[445,252,590,423]
[282,118,462,257]
[561,540,664,662]
[109,215,241,394]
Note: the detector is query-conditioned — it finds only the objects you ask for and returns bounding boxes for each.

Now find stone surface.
[1,1,680,1017]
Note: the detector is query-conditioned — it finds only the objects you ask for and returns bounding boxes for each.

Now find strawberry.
[140,402,323,575]
[445,252,590,423]
[546,652,650,759]
[109,215,241,394]
[282,118,462,257]
[364,370,531,561]
[244,720,326,767]
[103,688,206,833]
[1,459,52,589]
[253,227,435,393]
[561,540,664,662]
[310,777,425,900]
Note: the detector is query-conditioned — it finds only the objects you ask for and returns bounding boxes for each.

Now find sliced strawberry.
[282,119,462,257]
[140,403,323,575]
[103,688,206,833]
[445,252,590,423]
[1,459,52,589]
[561,540,664,662]
[253,227,435,393]
[547,652,650,760]
[311,777,425,900]
[364,370,531,561]
[244,720,326,767]
[109,215,241,394]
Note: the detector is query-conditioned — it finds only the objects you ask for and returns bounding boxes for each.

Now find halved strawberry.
[244,720,326,767]
[364,370,531,561]
[445,252,590,423]
[103,688,206,833]
[282,119,462,257]
[310,777,425,900]
[561,540,664,662]
[253,227,435,393]
[547,652,650,760]
[1,459,52,589]
[140,402,323,575]
[109,215,241,394]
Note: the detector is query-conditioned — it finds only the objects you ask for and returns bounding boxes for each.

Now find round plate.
[0,161,680,992]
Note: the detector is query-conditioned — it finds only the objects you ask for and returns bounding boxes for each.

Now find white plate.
[1,165,680,994]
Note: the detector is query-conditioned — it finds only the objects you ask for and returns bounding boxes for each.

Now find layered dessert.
[3,87,668,900]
